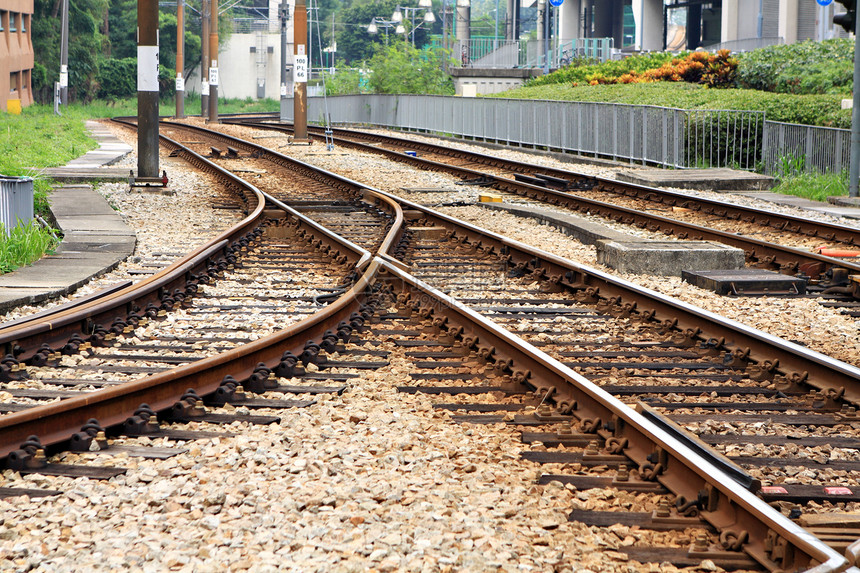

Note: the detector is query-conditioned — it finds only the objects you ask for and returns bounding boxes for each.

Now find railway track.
[0,119,858,570]
[226,117,860,301]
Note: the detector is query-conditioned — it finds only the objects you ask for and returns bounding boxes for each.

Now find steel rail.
[0,134,266,361]
[374,259,849,572]
[0,116,852,571]
[173,123,860,407]
[385,191,860,407]
[0,128,406,462]
[239,118,860,250]
[230,119,860,283]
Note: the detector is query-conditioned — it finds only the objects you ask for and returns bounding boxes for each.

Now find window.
[21,14,26,33]
[0,11,5,32]
[9,13,16,32]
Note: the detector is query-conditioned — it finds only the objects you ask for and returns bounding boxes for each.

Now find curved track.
[229,117,860,299]
[0,119,856,571]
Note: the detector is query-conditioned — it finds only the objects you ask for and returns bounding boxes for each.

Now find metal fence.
[702,36,784,53]
[762,120,851,175]
[0,175,33,236]
[290,95,763,169]
[453,37,615,69]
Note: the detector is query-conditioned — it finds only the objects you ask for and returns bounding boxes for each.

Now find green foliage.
[525,52,677,87]
[494,82,852,128]
[324,68,367,95]
[0,220,60,274]
[96,58,136,99]
[736,39,854,95]
[367,44,454,95]
[32,0,108,102]
[335,0,427,65]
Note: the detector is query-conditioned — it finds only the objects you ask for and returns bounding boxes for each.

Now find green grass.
[0,220,59,274]
[85,95,280,117]
[0,96,278,274]
[771,170,849,202]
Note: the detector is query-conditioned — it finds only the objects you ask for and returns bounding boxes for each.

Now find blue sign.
[817,0,833,6]
[549,0,563,6]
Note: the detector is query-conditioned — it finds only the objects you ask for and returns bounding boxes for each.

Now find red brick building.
[0,0,34,112]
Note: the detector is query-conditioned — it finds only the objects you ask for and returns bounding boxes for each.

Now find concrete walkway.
[0,122,135,312]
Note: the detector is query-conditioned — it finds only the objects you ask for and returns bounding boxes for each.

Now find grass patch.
[0,220,60,274]
[772,170,848,202]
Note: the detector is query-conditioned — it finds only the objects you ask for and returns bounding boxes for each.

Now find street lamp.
[392,4,435,46]
[368,16,396,45]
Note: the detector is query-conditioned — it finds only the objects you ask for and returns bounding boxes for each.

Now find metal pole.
[137,0,160,178]
[280,2,288,120]
[293,0,309,142]
[175,0,185,118]
[59,0,69,104]
[208,0,219,123]
[494,0,499,49]
[201,0,210,116]
[851,12,860,198]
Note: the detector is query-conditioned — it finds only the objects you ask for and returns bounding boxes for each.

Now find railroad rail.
[0,119,856,571]
[163,121,860,569]
[227,117,860,299]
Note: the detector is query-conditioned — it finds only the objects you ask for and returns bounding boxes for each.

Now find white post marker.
[59,64,68,88]
[294,55,308,83]
[202,80,209,96]
[209,60,219,87]
[138,46,160,92]
[175,74,185,92]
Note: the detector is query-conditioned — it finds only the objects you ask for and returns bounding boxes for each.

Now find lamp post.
[391,2,436,47]
[367,17,396,45]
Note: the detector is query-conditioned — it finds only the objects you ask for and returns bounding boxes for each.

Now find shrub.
[97,59,176,100]
[526,52,677,87]
[736,39,853,95]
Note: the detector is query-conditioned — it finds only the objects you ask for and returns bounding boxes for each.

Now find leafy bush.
[609,50,738,88]
[97,58,176,100]
[366,44,454,95]
[526,52,677,87]
[97,58,137,99]
[494,82,851,128]
[324,68,367,95]
[735,39,854,95]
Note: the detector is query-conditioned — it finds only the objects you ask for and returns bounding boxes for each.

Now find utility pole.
[280,1,289,120]
[137,0,160,179]
[201,0,210,117]
[851,4,860,198]
[175,0,185,118]
[208,0,219,123]
[293,0,309,142]
[59,0,69,104]
[835,0,859,197]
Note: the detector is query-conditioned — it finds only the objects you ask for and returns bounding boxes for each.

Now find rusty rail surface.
[2,118,853,571]
[229,118,860,290]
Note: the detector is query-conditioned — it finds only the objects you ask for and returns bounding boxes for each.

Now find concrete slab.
[479,201,744,276]
[596,240,745,277]
[478,202,631,245]
[682,268,807,296]
[736,192,860,221]
[616,168,774,192]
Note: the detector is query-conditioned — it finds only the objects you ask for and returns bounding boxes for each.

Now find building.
[0,0,34,112]
[554,0,849,53]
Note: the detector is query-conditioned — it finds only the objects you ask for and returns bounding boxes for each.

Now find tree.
[367,43,453,94]
[336,0,436,65]
[32,0,108,102]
